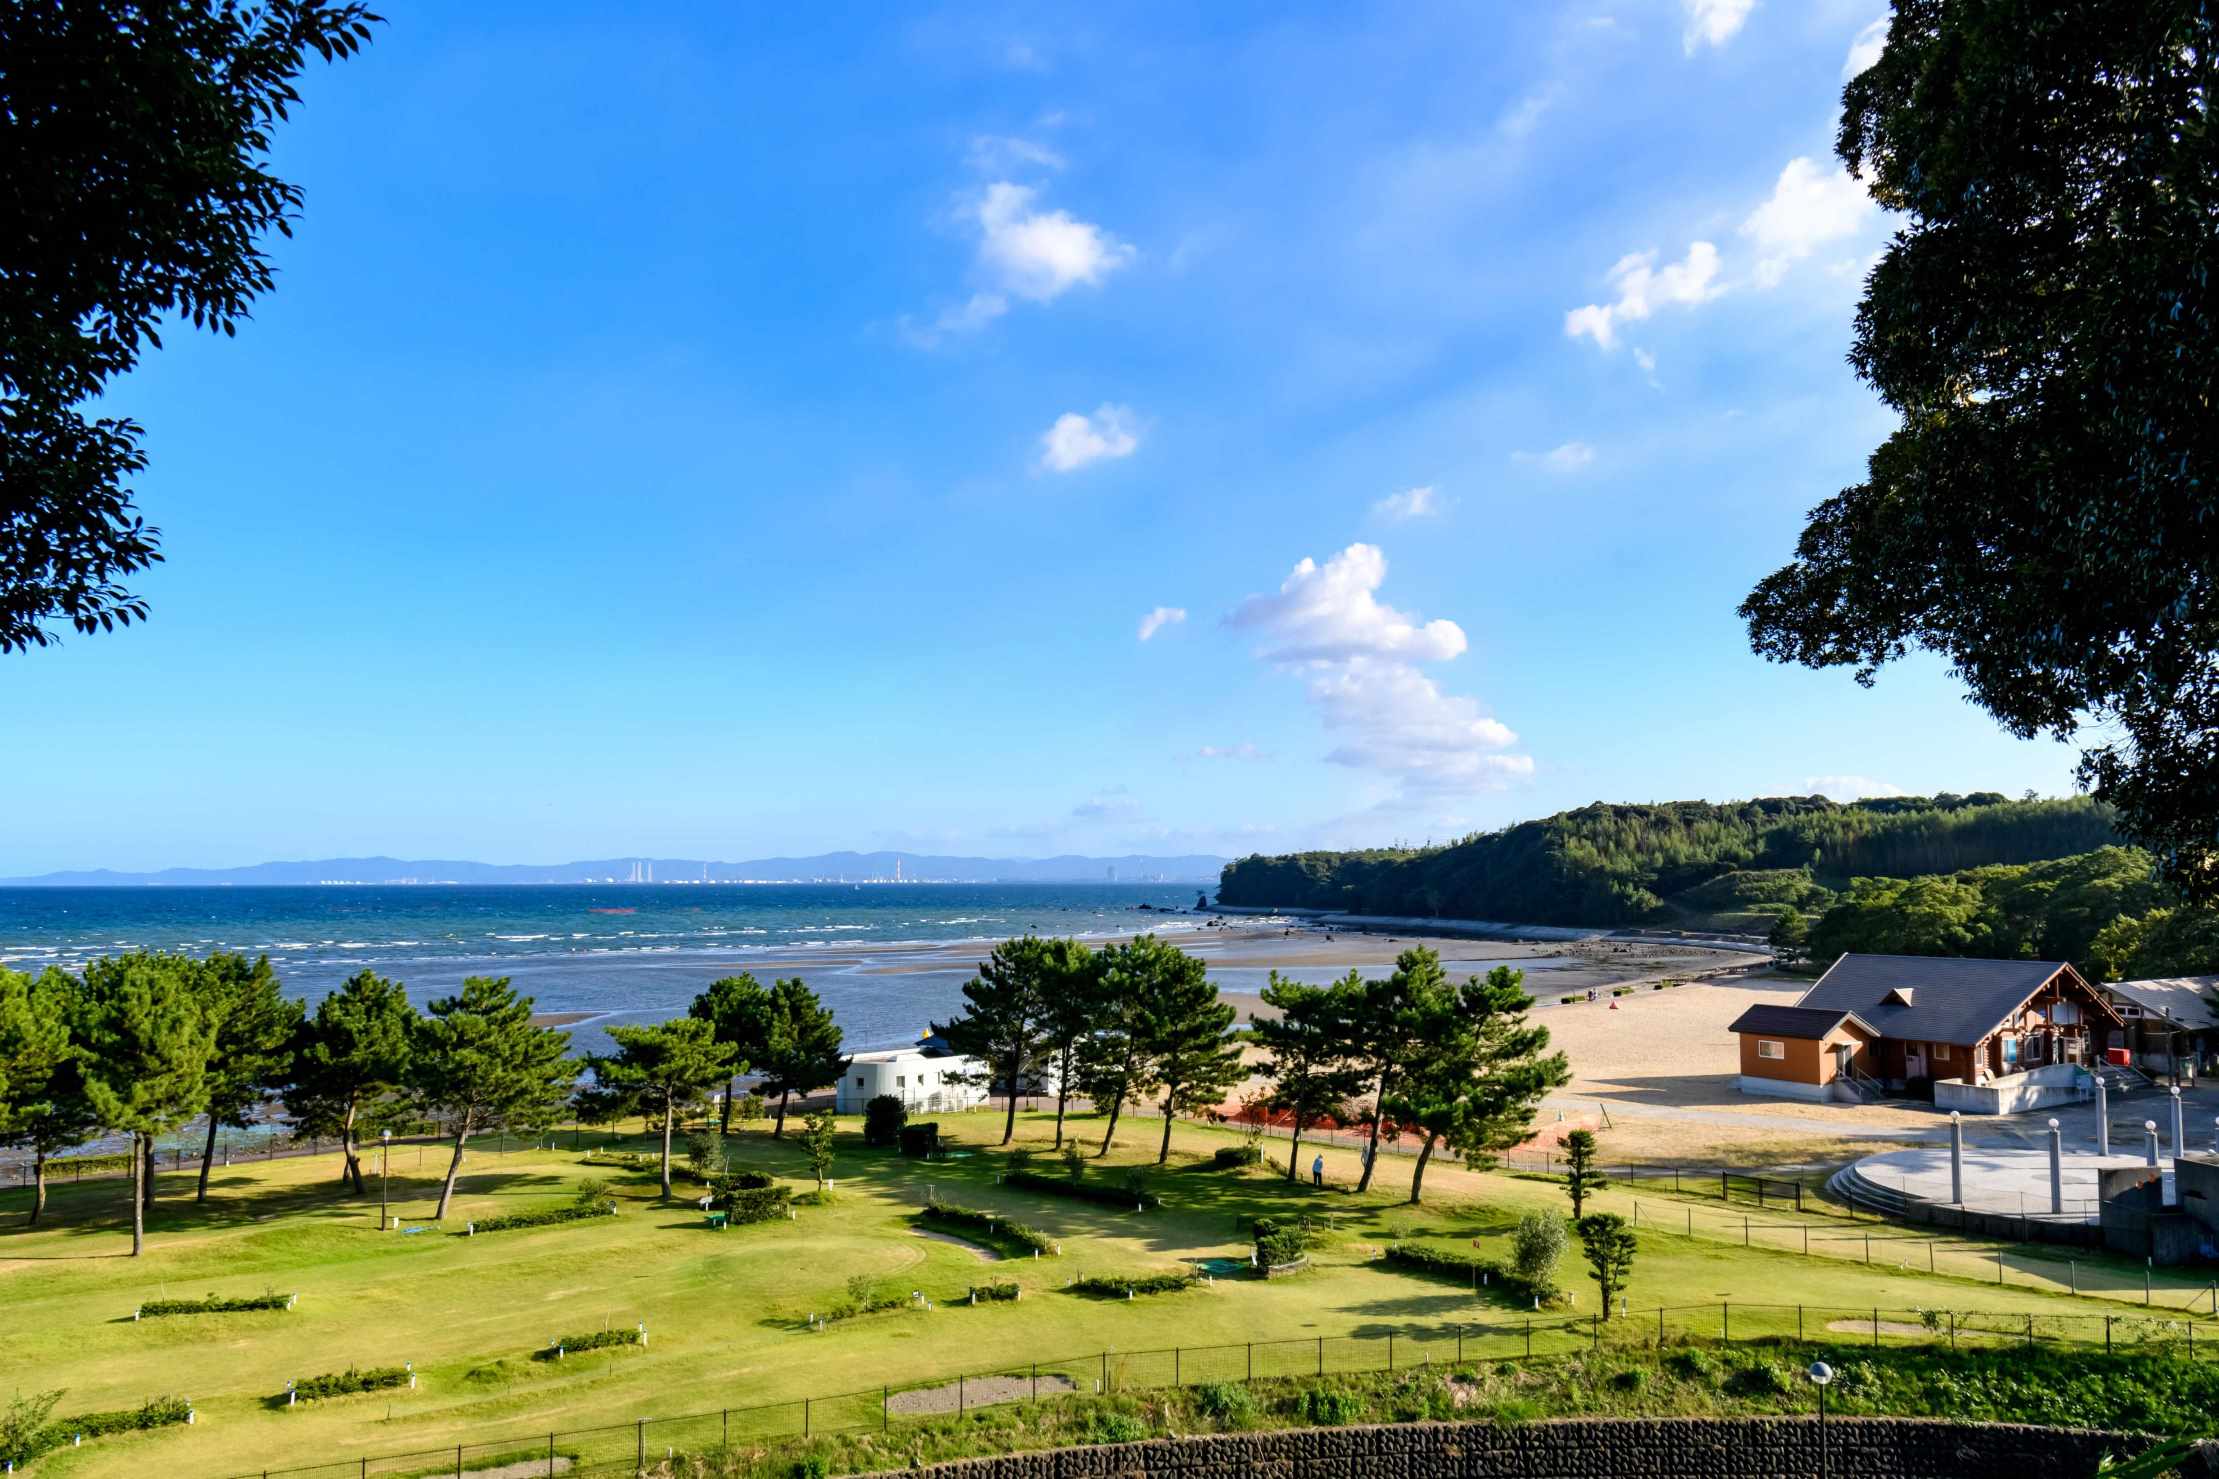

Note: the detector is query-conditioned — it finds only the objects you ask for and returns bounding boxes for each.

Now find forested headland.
[1217,794,2119,929]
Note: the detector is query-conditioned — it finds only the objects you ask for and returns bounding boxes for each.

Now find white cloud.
[976,182,1134,303]
[1513,442,1596,473]
[1804,774,1907,801]
[1226,545,1528,800]
[1227,543,1466,664]
[1071,786,1144,821]
[1683,0,1755,52]
[1563,242,1723,350]
[1137,605,1186,641]
[1497,86,1559,139]
[1741,157,1874,287]
[968,135,1065,174]
[1371,485,1445,522]
[1039,404,1140,473]
[1197,742,1264,761]
[1632,347,1661,386]
[1843,15,1889,78]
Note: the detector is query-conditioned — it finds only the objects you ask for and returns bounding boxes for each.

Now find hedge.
[725,1185,793,1224]
[0,1397,193,1467]
[1003,1169,1161,1211]
[289,1366,412,1402]
[918,1198,1057,1256]
[536,1327,641,1360]
[45,1151,135,1176]
[966,1282,1020,1303]
[1068,1271,1197,1297]
[460,1197,616,1235]
[138,1291,295,1318]
[1211,1145,1263,1169]
[715,1168,776,1192]
[1382,1242,1528,1294]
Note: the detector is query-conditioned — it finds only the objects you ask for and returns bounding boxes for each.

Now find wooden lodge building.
[1729,954,2125,1110]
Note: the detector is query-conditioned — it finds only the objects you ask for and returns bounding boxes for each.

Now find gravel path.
[887,1372,1077,1416]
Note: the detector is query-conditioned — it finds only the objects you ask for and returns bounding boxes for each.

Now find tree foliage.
[283,969,415,1196]
[191,953,301,1201]
[1120,936,1240,1166]
[407,976,571,1220]
[1387,963,1568,1204]
[688,973,774,1134]
[0,0,379,652]
[1559,1129,1608,1220]
[1575,1212,1638,1317]
[1738,1,2219,896]
[587,1017,735,1197]
[933,935,1055,1146]
[1218,794,2116,925]
[755,977,847,1138]
[1250,971,1364,1181]
[76,953,215,1254]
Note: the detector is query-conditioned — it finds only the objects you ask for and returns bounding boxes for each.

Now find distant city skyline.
[0,1,2079,877]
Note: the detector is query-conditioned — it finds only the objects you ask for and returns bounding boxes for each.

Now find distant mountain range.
[0,851,1229,887]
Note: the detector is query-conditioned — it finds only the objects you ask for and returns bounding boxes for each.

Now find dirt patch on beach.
[887,1372,1077,1416]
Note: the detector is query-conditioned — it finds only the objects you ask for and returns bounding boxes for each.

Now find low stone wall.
[908,1418,2198,1479]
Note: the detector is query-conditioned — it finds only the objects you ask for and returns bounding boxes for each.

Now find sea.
[0,882,1244,1056]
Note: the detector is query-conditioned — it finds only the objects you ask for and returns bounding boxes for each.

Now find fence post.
[2026,1314,2035,1350]
[1798,1305,1804,1341]
[1657,1307,1664,1347]
[958,1376,964,1416]
[548,1434,555,1477]
[1318,1336,1324,1375]
[882,1388,888,1432]
[456,1443,462,1479]
[1744,1216,1749,1248]
[1525,1320,1532,1359]
[1248,1342,1254,1381]
[724,1409,730,1446]
[1590,1315,1598,1351]
[805,1397,812,1437]
[1873,1309,1879,1348]
[635,1419,643,1473]
[1721,1301,1729,1342]
[1457,1329,1463,1365]
[1177,1347,1183,1384]
[2146,1263,2153,1306]
[1387,1333,1393,1371]
[2106,1316,2113,1354]
[1032,1362,1039,1401]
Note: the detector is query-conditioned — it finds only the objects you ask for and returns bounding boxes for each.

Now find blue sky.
[0,0,2077,874]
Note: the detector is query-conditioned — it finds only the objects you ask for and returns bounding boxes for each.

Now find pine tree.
[802,1108,837,1191]
[933,936,1053,1145]
[688,974,775,1134]
[1394,965,1568,1205]
[1120,936,1240,1165]
[408,977,573,1221]
[1251,970,1364,1180]
[1032,939,1106,1150]
[1077,939,1163,1156]
[1575,1212,1637,1317]
[756,978,847,1138]
[76,953,215,1255]
[192,953,302,1202]
[587,1017,736,1197]
[0,966,81,1227]
[1347,949,1444,1194]
[284,970,417,1196]
[1560,1128,1609,1219]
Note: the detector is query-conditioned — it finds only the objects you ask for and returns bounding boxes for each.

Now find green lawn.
[3,1111,2211,1479]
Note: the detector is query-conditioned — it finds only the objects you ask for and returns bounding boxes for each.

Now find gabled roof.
[1791,953,2111,1046]
[1728,1003,1876,1039]
[2107,977,2219,1032]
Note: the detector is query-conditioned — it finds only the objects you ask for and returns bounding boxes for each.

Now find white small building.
[835,1045,988,1114]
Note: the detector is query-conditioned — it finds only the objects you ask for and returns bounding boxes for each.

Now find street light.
[1808,1360,1834,1479]
[380,1129,393,1231]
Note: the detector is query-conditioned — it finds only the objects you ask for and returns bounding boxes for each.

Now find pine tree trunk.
[433,1121,473,1221]
[1000,1045,1021,1145]
[142,1131,157,1214]
[1286,1119,1304,1181]
[658,1098,675,1199]
[1408,1131,1438,1205]
[1052,1049,1073,1150]
[1156,1092,1177,1164]
[720,1076,735,1135]
[1355,1076,1389,1193]
[1097,1091,1124,1157]
[773,1088,791,1138]
[197,1115,219,1202]
[130,1135,146,1257]
[342,1095,366,1196]
[31,1147,49,1226]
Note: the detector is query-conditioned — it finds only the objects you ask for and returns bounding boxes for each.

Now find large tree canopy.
[1740,1,2219,893]
[0,1,378,653]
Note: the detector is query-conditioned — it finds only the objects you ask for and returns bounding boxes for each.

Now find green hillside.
[1215,794,2122,932]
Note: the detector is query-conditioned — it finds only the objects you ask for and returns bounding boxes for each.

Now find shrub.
[685,1131,724,1180]
[1665,1348,1718,1382]
[1006,1147,1036,1172]
[1211,1144,1263,1169]
[1560,994,1580,1005]
[791,1454,830,1479]
[966,1282,1020,1302]
[463,1190,616,1235]
[1068,1272,1196,1297]
[725,1184,794,1224]
[1610,986,1633,997]
[1381,1242,1505,1285]
[0,1394,194,1465]
[1003,1168,1161,1210]
[1510,1211,1568,1293]
[863,1095,907,1147]
[711,1167,776,1195]
[1058,1142,1087,1179]
[1252,1215,1317,1268]
[1610,1368,1647,1392]
[138,1291,293,1317]
[1296,1387,1363,1426]
[1723,1356,1790,1398]
[917,1198,1056,1256]
[899,1122,940,1158]
[535,1328,640,1360]
[1084,1411,1149,1445]
[290,1366,411,1402]
[1194,1382,1255,1425]
[731,1092,767,1123]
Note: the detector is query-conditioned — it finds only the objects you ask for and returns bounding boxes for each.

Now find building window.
[854,1076,864,1087]
[896,1075,905,1087]
[1934,1043,1951,1062]
[1757,1040,1785,1061]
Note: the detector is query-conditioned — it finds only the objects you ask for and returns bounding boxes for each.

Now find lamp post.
[1808,1360,1834,1479]
[380,1129,392,1231]
[2144,1120,2161,1169]
[2169,1086,2185,1160]
[1949,1110,1964,1204]
[2096,1075,2110,1156]
[2047,1118,2064,1214]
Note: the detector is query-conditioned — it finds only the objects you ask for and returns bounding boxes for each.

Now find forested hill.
[1216,794,2122,930]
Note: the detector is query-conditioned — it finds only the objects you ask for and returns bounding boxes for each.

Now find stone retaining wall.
[908,1418,2202,1479]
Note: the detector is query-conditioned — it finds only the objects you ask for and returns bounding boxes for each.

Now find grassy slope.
[3,1112,2212,1479]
